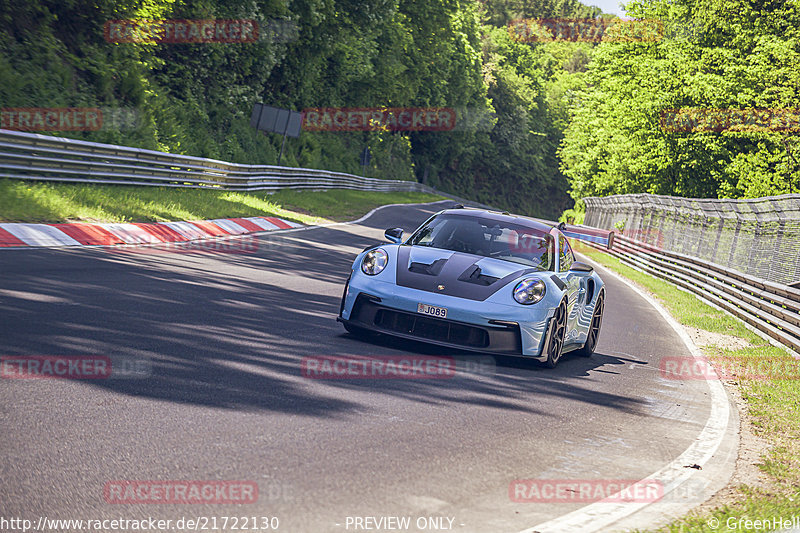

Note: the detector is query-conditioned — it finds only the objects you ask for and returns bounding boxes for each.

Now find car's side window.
[559,235,574,272]
[414,222,447,246]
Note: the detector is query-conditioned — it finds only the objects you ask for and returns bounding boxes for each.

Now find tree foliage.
[5,0,791,218]
[559,0,800,201]
[1,0,600,217]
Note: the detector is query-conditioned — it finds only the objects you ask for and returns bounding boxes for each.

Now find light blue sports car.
[337,207,607,368]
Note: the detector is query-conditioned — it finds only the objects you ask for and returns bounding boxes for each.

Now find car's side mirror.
[569,261,593,273]
[385,227,404,244]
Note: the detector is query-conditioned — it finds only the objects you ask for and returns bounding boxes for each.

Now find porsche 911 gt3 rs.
[337,207,607,368]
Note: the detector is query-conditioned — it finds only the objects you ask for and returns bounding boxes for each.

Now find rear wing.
[562,225,614,250]
[529,217,615,250]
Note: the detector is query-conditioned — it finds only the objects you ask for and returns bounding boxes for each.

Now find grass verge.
[0,179,444,225]
[577,246,800,533]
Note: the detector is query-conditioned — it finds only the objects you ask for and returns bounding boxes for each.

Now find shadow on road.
[0,204,650,419]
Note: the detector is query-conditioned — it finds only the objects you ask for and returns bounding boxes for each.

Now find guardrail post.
[726,202,743,271]
[745,204,764,279]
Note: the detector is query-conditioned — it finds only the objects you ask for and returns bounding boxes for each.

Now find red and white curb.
[0,217,302,248]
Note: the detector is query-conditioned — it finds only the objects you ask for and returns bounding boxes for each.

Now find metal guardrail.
[0,129,441,194]
[583,193,800,287]
[8,126,795,352]
[585,232,800,354]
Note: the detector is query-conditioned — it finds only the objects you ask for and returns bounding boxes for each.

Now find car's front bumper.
[339,275,552,360]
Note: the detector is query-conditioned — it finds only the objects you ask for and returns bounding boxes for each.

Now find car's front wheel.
[543,300,567,368]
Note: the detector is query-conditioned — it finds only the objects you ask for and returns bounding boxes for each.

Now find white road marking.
[518,259,733,533]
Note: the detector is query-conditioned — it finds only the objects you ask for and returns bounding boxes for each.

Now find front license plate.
[417,303,448,319]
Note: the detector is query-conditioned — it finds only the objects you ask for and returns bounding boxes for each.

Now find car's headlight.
[361,248,388,276]
[513,278,546,305]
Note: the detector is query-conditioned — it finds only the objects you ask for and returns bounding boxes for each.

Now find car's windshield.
[408,214,554,270]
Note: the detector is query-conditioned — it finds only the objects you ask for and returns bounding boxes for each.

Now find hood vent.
[458,265,499,286]
[396,246,531,301]
[409,258,448,276]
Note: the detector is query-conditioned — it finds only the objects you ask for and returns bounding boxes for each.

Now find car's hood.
[395,245,543,301]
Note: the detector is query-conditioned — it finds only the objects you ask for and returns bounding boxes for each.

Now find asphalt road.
[0,202,727,532]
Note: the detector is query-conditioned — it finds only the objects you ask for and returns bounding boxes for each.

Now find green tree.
[559,0,800,202]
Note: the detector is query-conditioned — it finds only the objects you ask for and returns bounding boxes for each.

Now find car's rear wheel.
[543,301,567,368]
[576,291,604,357]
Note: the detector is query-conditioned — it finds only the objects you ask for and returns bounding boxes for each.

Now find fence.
[583,193,800,354]
[588,232,800,354]
[583,193,800,288]
[0,129,444,195]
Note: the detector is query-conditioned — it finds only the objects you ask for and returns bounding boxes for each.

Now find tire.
[342,321,371,337]
[575,290,604,357]
[543,300,568,369]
